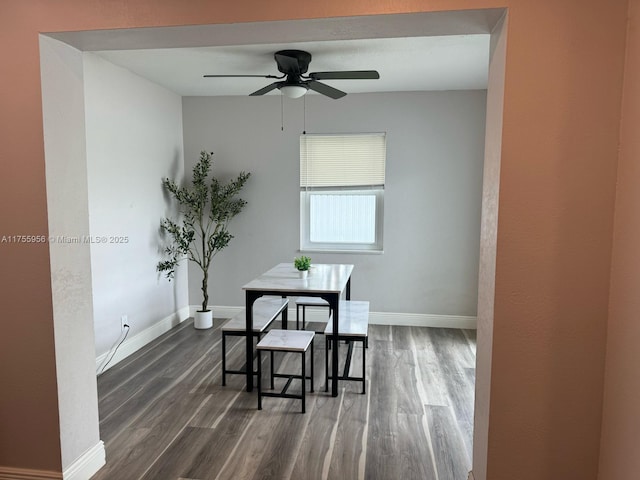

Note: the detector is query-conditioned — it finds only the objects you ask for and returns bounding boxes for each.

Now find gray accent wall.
[182,91,486,316]
[83,53,188,357]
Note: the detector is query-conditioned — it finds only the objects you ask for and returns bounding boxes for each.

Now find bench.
[295,296,330,331]
[324,300,369,394]
[221,296,288,386]
[257,329,315,414]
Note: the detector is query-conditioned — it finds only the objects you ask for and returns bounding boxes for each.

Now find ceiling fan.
[203,49,380,99]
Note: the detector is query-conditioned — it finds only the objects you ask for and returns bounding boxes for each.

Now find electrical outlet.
[121,315,128,331]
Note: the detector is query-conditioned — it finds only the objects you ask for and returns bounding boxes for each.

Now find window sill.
[299,248,384,255]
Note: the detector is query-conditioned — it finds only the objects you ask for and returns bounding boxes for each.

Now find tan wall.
[0,0,630,478]
[487,1,627,478]
[598,0,640,478]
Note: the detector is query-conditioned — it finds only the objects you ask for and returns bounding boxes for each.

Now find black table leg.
[328,294,340,397]
[245,291,261,392]
[281,294,288,329]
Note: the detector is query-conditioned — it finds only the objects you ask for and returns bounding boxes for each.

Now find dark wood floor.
[91,317,476,480]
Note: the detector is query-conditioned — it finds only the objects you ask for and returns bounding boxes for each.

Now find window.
[300,133,385,252]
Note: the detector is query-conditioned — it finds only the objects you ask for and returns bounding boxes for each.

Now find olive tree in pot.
[157,151,250,329]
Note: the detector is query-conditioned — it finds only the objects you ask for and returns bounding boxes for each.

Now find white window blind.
[300,133,386,188]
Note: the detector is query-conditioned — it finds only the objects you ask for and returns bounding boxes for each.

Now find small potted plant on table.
[294,255,311,279]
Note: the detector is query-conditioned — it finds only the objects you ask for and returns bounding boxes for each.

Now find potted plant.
[157,150,250,329]
[294,255,311,278]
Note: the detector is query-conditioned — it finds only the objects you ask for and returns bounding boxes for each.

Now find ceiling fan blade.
[307,80,347,99]
[203,74,281,78]
[309,70,380,80]
[249,82,282,96]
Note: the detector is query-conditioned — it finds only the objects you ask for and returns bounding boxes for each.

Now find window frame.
[300,186,384,253]
[299,132,386,253]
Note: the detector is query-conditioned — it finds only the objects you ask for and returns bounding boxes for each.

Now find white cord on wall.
[97,324,130,375]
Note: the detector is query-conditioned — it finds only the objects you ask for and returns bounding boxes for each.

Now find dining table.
[242,263,354,397]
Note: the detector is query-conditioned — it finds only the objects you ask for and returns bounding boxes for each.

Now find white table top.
[242,263,354,295]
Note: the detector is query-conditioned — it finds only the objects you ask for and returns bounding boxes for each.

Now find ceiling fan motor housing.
[275,50,312,75]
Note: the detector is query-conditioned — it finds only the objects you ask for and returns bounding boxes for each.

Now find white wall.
[40,35,103,477]
[83,53,188,358]
[182,91,486,317]
[473,14,507,480]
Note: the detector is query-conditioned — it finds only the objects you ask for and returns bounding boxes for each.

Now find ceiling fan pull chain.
[303,94,306,135]
[281,93,284,131]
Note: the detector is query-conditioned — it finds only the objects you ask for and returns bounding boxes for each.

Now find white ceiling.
[94,35,490,97]
[48,10,504,98]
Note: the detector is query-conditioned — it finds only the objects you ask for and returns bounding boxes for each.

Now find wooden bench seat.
[324,300,369,394]
[221,296,288,386]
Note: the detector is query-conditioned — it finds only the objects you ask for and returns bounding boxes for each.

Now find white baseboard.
[369,311,476,329]
[192,305,243,319]
[0,446,103,480]
[96,306,190,373]
[62,441,105,480]
[203,305,476,329]
[0,467,62,479]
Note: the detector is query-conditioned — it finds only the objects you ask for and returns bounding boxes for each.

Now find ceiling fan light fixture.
[279,84,308,99]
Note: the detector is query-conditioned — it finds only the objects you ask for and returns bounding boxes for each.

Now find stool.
[324,300,369,394]
[257,329,315,413]
[295,296,330,331]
